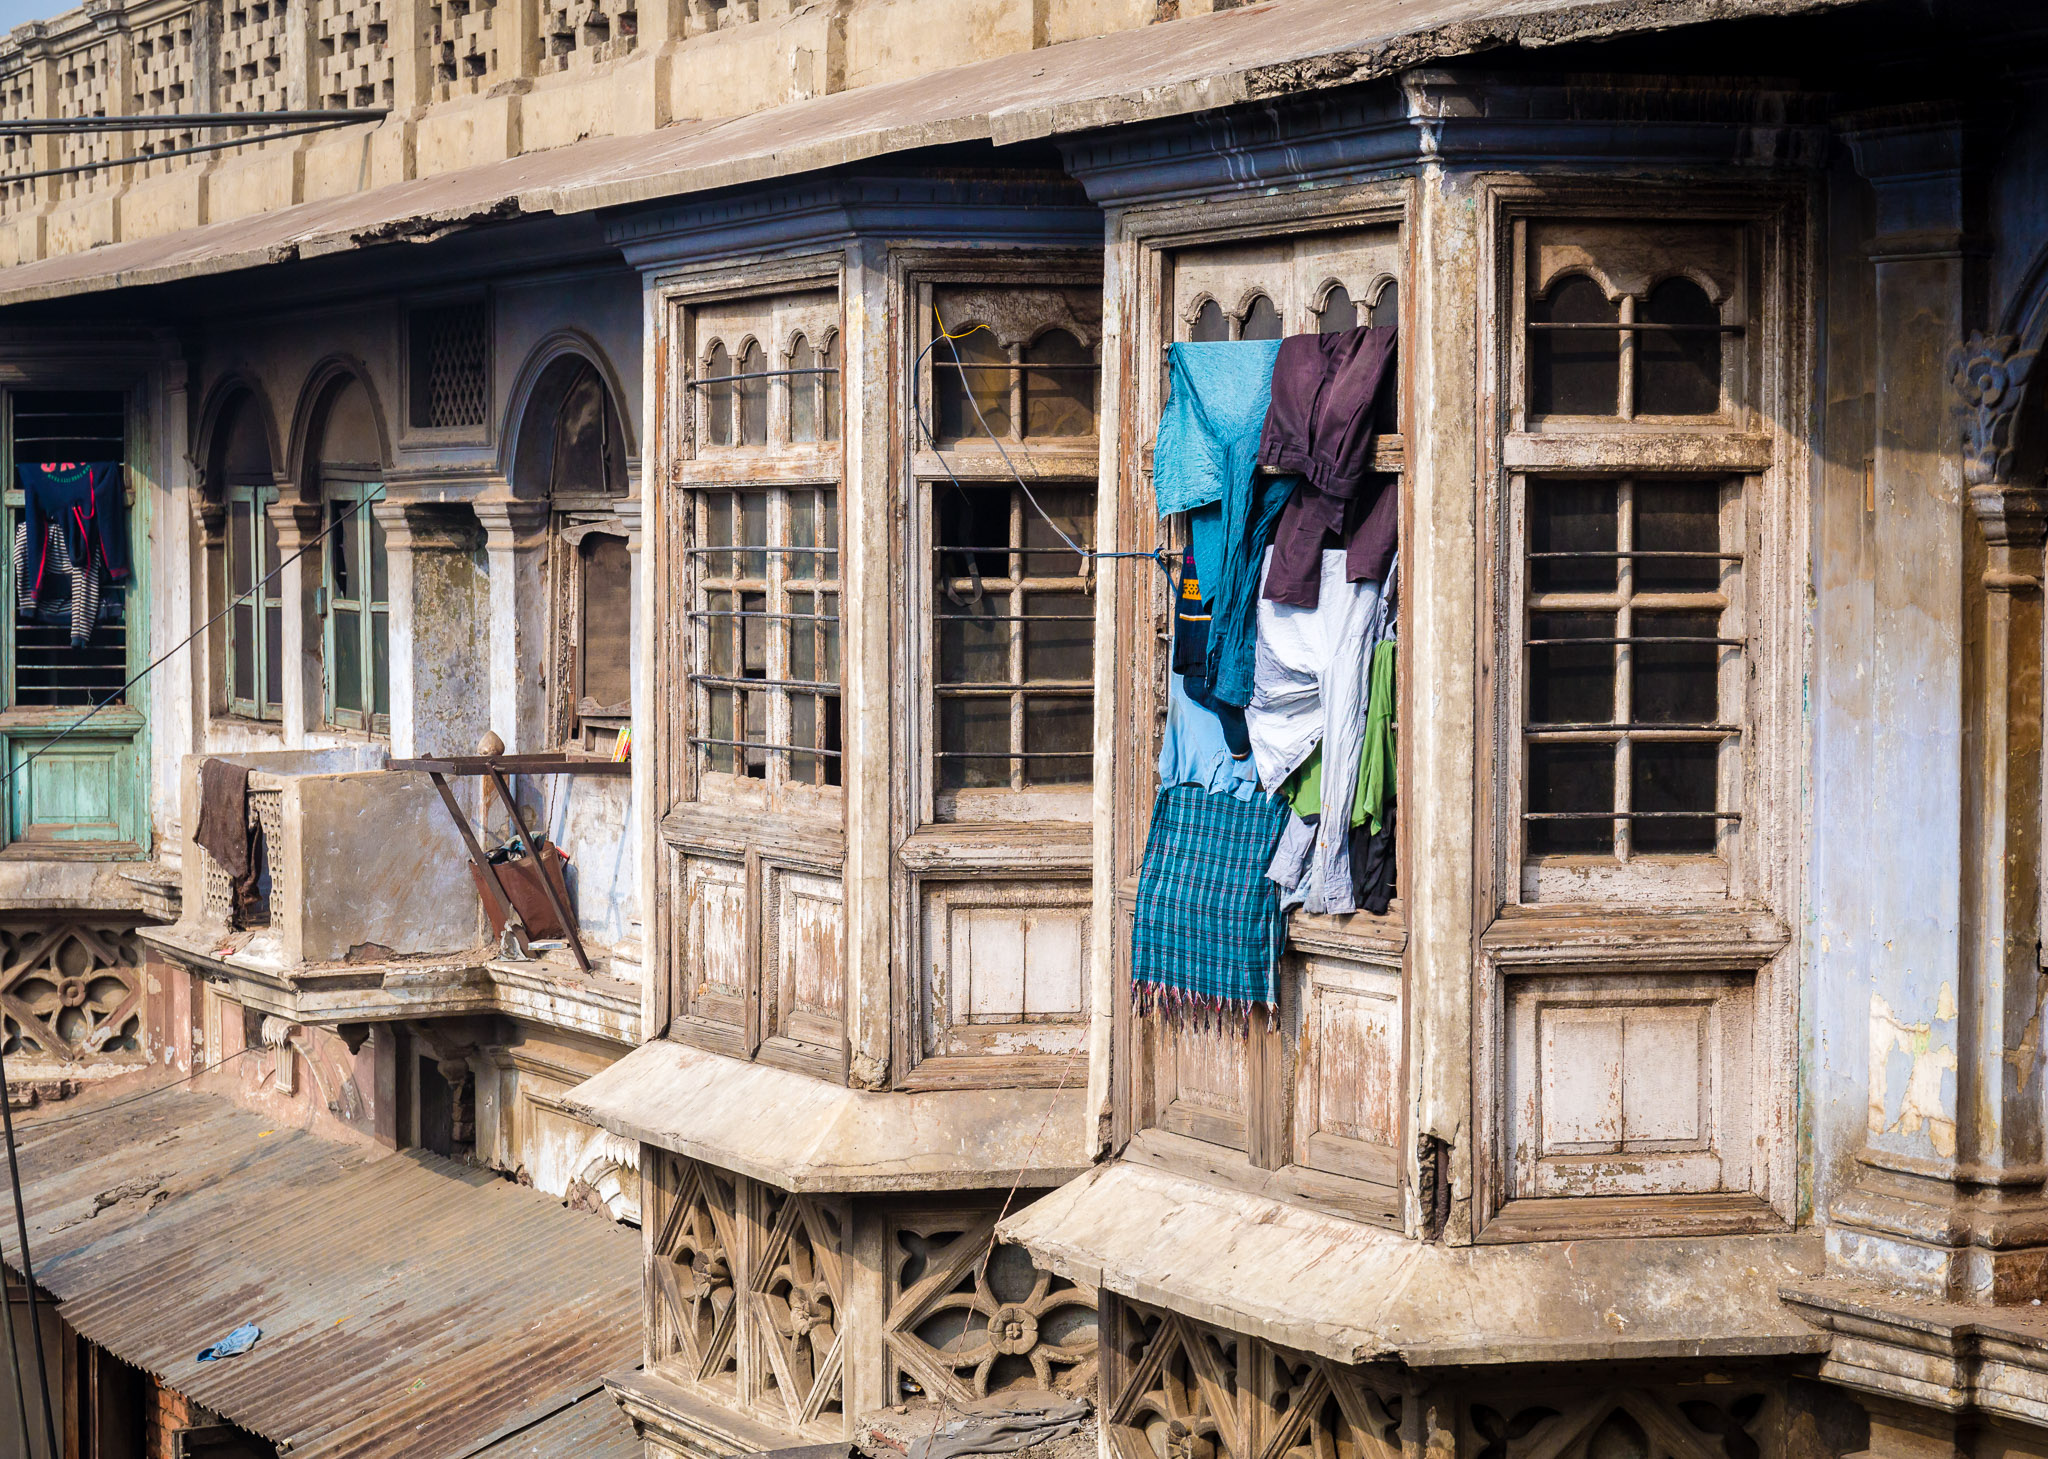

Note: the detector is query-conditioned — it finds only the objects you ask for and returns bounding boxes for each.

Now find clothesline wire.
[0,497,366,798]
[918,310,1175,592]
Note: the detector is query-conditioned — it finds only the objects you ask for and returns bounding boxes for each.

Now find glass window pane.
[1318,284,1357,334]
[1024,697,1091,787]
[739,489,768,577]
[368,502,388,604]
[1528,612,1615,724]
[1240,293,1281,341]
[1634,610,1722,725]
[938,485,1011,584]
[1529,275,1619,416]
[1529,480,1618,594]
[1190,300,1228,343]
[264,603,283,710]
[936,327,1012,441]
[261,501,281,603]
[789,336,819,444]
[1633,480,1723,592]
[939,697,1009,789]
[820,591,839,684]
[789,492,817,581]
[1527,742,1615,855]
[1632,741,1719,852]
[705,491,734,577]
[329,501,355,599]
[1368,281,1399,329]
[740,591,768,676]
[704,342,732,447]
[940,606,1009,685]
[232,603,255,701]
[705,590,735,676]
[371,611,390,718]
[822,335,841,443]
[229,499,254,594]
[1021,487,1094,578]
[579,534,632,710]
[1637,277,1723,417]
[1024,592,1094,683]
[740,688,769,778]
[1022,329,1097,440]
[737,341,768,447]
[334,606,362,712]
[705,688,735,775]
[789,591,815,682]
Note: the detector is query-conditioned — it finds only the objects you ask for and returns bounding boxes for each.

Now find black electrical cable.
[0,496,366,798]
[0,1202,29,1459]
[0,1040,58,1459]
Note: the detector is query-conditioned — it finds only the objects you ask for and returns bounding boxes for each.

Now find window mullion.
[1615,477,1635,863]
[766,486,791,790]
[1009,486,1026,792]
[1617,294,1638,422]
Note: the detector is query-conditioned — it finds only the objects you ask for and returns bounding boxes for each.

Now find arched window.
[935,324,1013,441]
[1637,276,1722,416]
[215,393,282,720]
[314,376,390,733]
[1239,293,1282,341]
[1368,280,1399,329]
[736,340,768,447]
[1317,284,1357,334]
[788,332,842,445]
[1190,299,1228,342]
[703,341,733,447]
[1528,274,1620,417]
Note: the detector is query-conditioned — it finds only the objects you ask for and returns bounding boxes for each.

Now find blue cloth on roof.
[1158,671,1260,801]
[1153,341,1282,516]
[1131,782,1292,1015]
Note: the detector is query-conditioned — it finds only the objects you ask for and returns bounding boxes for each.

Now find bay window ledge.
[998,1159,1826,1368]
[559,1039,1095,1193]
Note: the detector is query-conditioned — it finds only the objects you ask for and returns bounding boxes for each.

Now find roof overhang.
[997,1157,1830,1367]
[0,0,1871,308]
[561,1039,1096,1193]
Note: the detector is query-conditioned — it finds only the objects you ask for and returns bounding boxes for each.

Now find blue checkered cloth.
[1132,783,1292,1016]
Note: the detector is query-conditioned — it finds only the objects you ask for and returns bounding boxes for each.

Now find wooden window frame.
[222,479,282,721]
[1099,186,1414,1222]
[320,475,389,734]
[656,259,851,1080]
[1474,179,1809,1240]
[892,253,1106,1094]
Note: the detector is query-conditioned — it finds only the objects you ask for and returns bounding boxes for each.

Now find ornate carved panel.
[750,1187,848,1427]
[885,1210,1098,1403]
[0,919,145,1064]
[651,1152,743,1389]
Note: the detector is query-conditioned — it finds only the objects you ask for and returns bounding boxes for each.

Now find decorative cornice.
[1951,332,2039,490]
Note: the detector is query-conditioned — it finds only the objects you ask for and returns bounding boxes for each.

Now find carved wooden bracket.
[1951,332,2040,489]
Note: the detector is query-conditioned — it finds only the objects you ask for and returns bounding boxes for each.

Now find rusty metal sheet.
[0,0,1863,309]
[470,1382,642,1459]
[0,1090,641,1459]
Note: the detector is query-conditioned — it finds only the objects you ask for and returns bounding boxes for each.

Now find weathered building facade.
[4,0,2048,1456]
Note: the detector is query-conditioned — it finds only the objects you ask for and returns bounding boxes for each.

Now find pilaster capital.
[371,499,477,553]
[471,497,552,549]
[1840,101,2002,257]
[265,496,326,551]
[190,494,225,539]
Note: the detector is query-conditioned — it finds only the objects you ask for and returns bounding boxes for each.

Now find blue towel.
[1153,341,1283,516]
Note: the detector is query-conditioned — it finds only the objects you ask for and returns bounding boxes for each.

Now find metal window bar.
[686,367,841,388]
[1522,477,1743,859]
[1524,322,1745,333]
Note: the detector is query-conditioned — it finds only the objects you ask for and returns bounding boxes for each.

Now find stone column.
[472,498,550,753]
[1825,105,2048,1302]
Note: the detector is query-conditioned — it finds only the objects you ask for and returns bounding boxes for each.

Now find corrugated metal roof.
[0,1089,641,1459]
[0,0,1867,307]
[470,1382,642,1459]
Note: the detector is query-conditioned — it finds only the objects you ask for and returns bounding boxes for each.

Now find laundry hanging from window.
[1132,320,1399,1020]
[15,461,128,650]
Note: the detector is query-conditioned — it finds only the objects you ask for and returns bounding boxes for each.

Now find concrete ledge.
[608,1367,806,1459]
[560,1039,1095,1193]
[1781,1278,2048,1425]
[998,1159,1830,1367]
